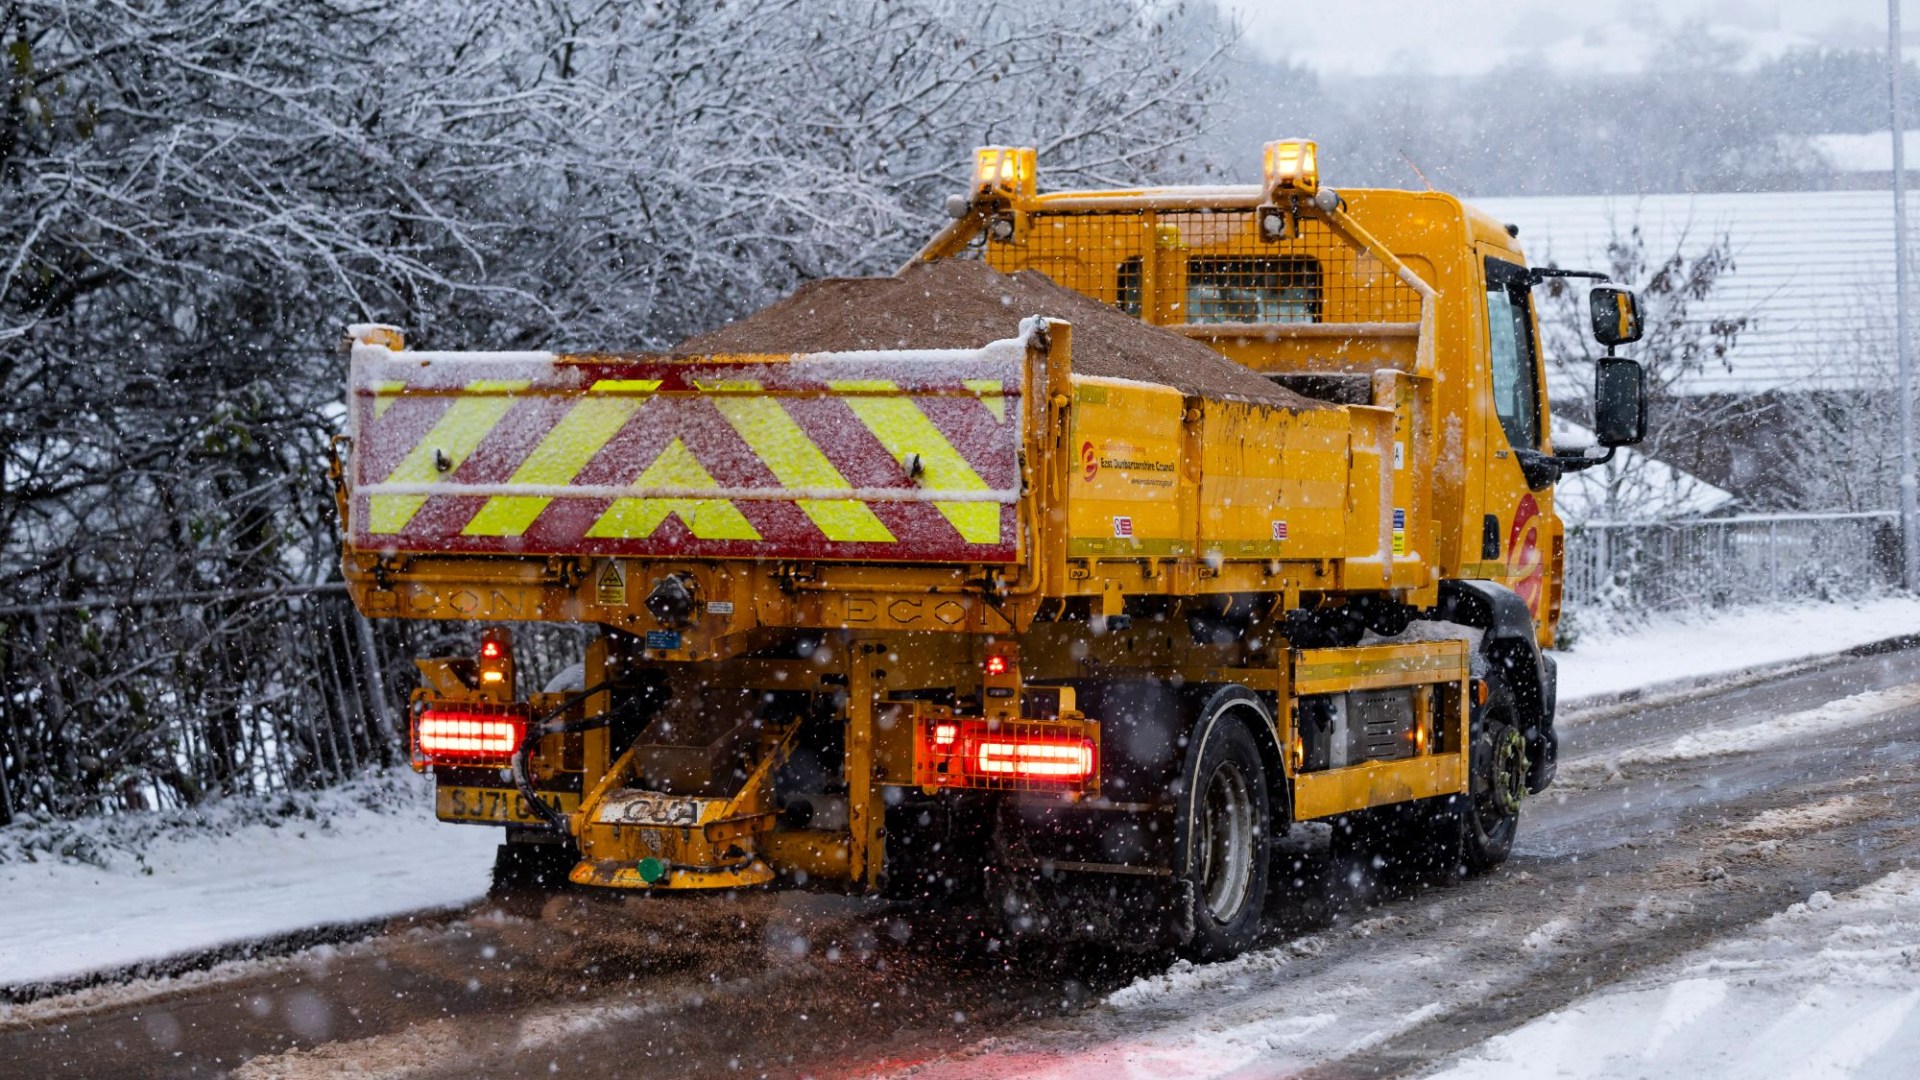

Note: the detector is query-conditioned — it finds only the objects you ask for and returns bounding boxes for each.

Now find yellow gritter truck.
[332,141,1650,957]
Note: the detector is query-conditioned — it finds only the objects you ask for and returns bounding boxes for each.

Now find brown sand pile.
[676,260,1314,409]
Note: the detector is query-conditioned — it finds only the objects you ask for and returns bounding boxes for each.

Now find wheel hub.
[1198,761,1255,921]
[1490,726,1527,817]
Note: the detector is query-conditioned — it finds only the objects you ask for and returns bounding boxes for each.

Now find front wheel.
[1174,698,1272,960]
[1460,677,1527,872]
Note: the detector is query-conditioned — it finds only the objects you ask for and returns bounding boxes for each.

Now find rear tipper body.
[337,144,1642,954]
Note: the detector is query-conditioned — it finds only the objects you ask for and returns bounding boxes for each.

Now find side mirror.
[1590,286,1644,347]
[1594,355,1648,447]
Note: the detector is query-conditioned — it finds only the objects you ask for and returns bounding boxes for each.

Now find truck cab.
[914,143,1642,649]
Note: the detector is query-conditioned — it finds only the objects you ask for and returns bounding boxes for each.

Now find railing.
[1563,511,1902,611]
[0,584,589,826]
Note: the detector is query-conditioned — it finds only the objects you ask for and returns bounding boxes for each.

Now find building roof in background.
[1550,419,1737,523]
[1473,190,1904,395]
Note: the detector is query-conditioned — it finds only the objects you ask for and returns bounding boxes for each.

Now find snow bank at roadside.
[0,770,497,989]
[1552,595,1920,705]
[1427,869,1920,1079]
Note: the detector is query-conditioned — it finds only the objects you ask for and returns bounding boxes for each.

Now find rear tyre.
[1460,677,1526,872]
[490,839,579,896]
[1175,699,1272,960]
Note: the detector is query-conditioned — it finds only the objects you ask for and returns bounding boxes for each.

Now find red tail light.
[916,717,1098,790]
[984,654,1010,677]
[416,707,525,765]
[972,736,1095,781]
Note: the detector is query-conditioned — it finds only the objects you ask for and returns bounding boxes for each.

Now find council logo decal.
[1081,440,1099,482]
[1506,493,1545,617]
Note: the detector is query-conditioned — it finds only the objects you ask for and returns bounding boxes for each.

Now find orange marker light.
[973,146,1037,199]
[1262,139,1319,196]
[477,627,515,695]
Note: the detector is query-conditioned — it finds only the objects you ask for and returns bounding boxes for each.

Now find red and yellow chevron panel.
[346,344,1026,563]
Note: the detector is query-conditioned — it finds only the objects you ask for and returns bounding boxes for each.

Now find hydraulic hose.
[509,679,639,834]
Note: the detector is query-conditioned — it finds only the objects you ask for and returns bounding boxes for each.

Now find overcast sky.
[1226,0,1912,76]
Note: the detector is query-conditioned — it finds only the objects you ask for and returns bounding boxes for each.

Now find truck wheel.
[1461,677,1526,872]
[490,840,579,896]
[1175,699,1271,960]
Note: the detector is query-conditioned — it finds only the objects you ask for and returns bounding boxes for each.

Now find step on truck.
[332,141,1649,957]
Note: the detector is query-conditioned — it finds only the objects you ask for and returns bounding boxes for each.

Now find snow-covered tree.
[0,0,1232,816]
[1535,223,1749,522]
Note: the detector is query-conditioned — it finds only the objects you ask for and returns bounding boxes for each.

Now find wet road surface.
[8,645,1920,1079]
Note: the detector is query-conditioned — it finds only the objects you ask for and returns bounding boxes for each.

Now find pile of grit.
[676,259,1313,409]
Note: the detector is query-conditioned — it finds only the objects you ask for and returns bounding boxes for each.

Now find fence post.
[1769,519,1779,594]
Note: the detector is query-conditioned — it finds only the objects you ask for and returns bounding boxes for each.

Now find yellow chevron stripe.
[367,379,529,535]
[372,380,406,419]
[462,389,653,537]
[963,379,1007,422]
[587,438,760,541]
[711,393,894,543]
[589,379,663,394]
[828,380,1000,544]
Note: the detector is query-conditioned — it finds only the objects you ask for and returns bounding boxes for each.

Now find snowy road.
[10,644,1920,1079]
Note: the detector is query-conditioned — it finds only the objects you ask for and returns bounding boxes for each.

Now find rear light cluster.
[916,718,1098,791]
[414,704,527,766]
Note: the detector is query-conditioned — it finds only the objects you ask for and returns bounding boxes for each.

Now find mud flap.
[1528,652,1559,793]
[987,866,1194,951]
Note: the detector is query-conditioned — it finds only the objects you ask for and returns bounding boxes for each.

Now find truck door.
[1478,254,1551,623]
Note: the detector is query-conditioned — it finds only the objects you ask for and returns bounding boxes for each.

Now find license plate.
[436,785,581,825]
[594,789,706,826]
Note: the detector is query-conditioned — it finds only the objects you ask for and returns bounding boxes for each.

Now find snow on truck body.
[333,142,1651,957]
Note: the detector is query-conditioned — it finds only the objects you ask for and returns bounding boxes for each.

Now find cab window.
[1115,256,1143,316]
[1186,256,1321,324]
[1484,257,1542,450]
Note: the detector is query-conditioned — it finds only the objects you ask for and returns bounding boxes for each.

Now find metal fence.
[0,584,589,825]
[1563,511,1903,611]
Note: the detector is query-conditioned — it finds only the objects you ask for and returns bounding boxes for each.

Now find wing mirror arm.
[1513,446,1616,490]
